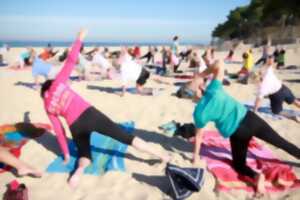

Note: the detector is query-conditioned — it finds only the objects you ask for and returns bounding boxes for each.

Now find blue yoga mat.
[1,131,27,171]
[46,121,135,175]
[4,131,26,142]
[244,103,300,120]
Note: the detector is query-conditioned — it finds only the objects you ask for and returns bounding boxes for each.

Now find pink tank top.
[43,39,90,156]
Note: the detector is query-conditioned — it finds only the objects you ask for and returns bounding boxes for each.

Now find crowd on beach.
[1,29,300,197]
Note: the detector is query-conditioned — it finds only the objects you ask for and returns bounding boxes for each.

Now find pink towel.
[198,130,300,193]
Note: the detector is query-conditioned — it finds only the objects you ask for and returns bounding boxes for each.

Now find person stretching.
[190,59,300,196]
[40,30,170,188]
[254,55,300,122]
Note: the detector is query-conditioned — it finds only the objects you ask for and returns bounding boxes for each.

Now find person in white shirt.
[254,55,300,122]
[0,44,9,66]
[92,48,113,79]
[118,48,150,96]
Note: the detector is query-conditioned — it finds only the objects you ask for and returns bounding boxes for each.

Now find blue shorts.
[269,85,295,114]
[32,58,52,77]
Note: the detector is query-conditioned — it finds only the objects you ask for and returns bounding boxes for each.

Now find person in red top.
[133,46,141,59]
[40,29,170,188]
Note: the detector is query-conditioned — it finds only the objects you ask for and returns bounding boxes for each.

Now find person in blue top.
[190,59,300,196]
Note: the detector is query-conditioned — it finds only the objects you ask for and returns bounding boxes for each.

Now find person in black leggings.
[140,46,155,64]
[70,107,134,160]
[189,59,300,196]
[230,111,300,179]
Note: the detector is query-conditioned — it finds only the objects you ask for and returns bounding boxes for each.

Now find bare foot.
[254,173,266,198]
[162,153,171,163]
[68,171,81,189]
[292,116,300,123]
[17,165,43,178]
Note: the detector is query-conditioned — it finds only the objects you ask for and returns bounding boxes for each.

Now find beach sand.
[0,45,300,199]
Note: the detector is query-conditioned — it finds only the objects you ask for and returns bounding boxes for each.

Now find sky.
[0,0,250,43]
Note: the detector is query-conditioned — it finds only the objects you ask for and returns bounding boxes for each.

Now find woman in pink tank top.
[41,30,170,188]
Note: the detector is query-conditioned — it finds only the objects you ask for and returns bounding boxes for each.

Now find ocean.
[0,40,205,47]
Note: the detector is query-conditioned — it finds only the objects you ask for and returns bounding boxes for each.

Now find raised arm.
[198,59,224,81]
[55,29,88,84]
[47,113,70,163]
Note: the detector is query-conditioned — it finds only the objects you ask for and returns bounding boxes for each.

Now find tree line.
[212,0,300,42]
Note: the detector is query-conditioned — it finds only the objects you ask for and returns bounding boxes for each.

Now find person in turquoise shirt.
[189,59,300,197]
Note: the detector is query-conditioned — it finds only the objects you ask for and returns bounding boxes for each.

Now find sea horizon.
[0,40,208,48]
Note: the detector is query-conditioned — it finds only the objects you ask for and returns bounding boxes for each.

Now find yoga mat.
[87,85,163,96]
[0,63,8,67]
[14,81,37,90]
[8,67,32,71]
[244,101,300,120]
[46,121,135,175]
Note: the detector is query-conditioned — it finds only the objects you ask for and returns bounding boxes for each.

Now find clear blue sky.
[0,0,250,43]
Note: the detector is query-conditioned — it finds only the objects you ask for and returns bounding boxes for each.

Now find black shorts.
[269,84,295,114]
[136,68,150,86]
[70,107,135,159]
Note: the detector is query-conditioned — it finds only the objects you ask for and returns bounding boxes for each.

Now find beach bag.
[166,163,204,200]
[175,123,196,139]
[3,180,28,200]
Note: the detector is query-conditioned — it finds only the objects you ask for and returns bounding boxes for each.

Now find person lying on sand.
[189,59,300,197]
[0,119,45,178]
[253,55,300,122]
[40,29,170,188]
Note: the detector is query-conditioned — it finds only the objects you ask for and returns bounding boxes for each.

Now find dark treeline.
[212,0,300,42]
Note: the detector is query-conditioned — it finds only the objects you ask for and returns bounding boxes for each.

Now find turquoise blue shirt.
[20,52,30,60]
[193,80,247,138]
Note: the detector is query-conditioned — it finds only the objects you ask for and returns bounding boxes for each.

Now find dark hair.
[24,57,32,65]
[242,52,248,59]
[173,36,178,41]
[41,79,54,98]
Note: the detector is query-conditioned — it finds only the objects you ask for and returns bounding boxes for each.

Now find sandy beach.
[0,45,300,200]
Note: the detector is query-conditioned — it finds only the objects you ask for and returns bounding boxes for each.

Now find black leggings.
[70,107,135,159]
[255,57,266,66]
[140,52,154,63]
[230,111,300,179]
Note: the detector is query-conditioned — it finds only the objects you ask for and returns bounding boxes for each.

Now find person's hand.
[193,155,206,168]
[120,92,125,97]
[78,29,88,41]
[192,154,201,165]
[63,154,71,165]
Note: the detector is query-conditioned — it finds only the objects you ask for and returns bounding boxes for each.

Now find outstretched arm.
[198,59,224,81]
[47,113,70,163]
[55,29,88,84]
[254,97,262,113]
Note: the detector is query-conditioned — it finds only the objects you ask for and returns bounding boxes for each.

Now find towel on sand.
[47,121,135,175]
[199,130,300,193]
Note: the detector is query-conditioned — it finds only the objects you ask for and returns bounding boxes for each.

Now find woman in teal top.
[190,59,300,196]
